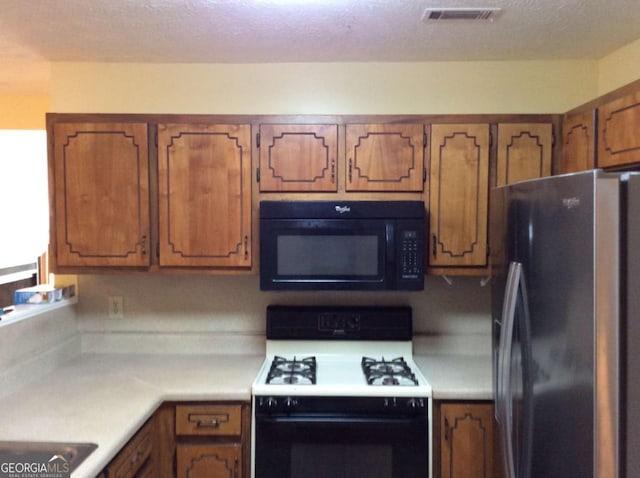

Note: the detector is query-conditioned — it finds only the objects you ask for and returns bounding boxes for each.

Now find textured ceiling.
[2,0,640,94]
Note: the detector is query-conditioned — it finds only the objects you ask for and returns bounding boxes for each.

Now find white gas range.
[251,305,432,478]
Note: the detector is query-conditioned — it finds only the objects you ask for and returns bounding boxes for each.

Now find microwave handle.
[386,223,396,285]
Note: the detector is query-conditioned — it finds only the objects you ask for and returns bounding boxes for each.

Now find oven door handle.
[258,415,425,425]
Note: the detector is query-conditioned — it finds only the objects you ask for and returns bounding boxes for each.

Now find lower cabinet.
[100,401,250,478]
[103,417,154,478]
[435,401,501,478]
[177,444,242,478]
[175,403,250,478]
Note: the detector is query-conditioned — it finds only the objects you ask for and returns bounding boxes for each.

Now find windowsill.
[0,297,78,327]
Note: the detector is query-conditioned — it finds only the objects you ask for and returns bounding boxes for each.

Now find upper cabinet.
[157,124,252,268]
[345,124,425,192]
[49,113,560,277]
[598,90,640,168]
[48,116,253,272]
[429,124,490,269]
[51,122,151,268]
[258,124,338,192]
[561,111,595,173]
[496,123,553,185]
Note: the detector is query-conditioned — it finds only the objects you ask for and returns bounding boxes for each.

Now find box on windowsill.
[14,284,76,305]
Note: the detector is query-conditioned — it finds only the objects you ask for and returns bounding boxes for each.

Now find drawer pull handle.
[197,419,221,428]
[130,449,145,466]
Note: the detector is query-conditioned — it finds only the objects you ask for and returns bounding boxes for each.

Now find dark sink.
[0,441,98,472]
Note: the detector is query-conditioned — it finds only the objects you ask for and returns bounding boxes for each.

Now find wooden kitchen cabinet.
[436,402,498,478]
[157,123,252,268]
[50,122,150,268]
[48,115,253,272]
[496,123,553,185]
[345,123,426,192]
[177,444,242,478]
[428,124,490,270]
[598,89,640,168]
[175,403,249,478]
[258,123,338,192]
[104,416,154,478]
[561,111,595,173]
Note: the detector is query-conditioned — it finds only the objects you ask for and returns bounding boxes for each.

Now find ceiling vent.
[422,7,501,21]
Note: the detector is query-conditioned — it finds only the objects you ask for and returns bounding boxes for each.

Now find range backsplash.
[75,274,490,355]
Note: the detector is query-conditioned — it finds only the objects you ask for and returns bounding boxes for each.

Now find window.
[0,130,48,307]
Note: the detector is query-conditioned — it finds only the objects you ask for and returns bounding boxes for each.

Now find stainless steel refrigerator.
[491,169,640,478]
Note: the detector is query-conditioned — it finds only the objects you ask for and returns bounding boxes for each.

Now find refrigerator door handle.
[496,261,522,478]
[516,262,534,478]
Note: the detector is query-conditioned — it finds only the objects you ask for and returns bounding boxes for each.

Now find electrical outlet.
[108,296,124,319]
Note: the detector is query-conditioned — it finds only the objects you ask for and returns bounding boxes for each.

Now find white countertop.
[0,351,491,478]
[415,354,493,400]
[0,353,264,478]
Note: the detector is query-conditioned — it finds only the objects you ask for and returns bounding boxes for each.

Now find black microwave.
[259,200,426,291]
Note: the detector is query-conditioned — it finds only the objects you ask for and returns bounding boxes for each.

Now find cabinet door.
[259,124,338,192]
[158,124,252,268]
[177,444,241,478]
[429,124,489,268]
[598,91,640,168]
[561,111,595,173]
[497,123,553,186]
[346,124,425,191]
[440,403,495,478]
[106,418,153,478]
[52,122,150,268]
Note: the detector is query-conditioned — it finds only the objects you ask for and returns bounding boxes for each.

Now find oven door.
[259,218,392,290]
[254,398,429,478]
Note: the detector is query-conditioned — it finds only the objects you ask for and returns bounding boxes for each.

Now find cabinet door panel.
[177,444,241,478]
[158,124,252,268]
[346,124,425,191]
[562,111,595,173]
[497,123,553,186]
[598,91,640,168]
[259,124,338,192]
[440,403,495,478]
[53,122,150,267]
[429,124,489,268]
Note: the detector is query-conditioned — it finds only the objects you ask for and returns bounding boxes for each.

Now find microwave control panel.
[400,230,422,278]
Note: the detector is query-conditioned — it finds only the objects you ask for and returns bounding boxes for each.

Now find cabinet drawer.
[106,419,153,478]
[176,405,242,437]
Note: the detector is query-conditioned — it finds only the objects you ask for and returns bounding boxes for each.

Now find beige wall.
[598,37,640,95]
[50,60,597,114]
[0,95,49,129]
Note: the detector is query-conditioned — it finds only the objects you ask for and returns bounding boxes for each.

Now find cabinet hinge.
[256,133,261,148]
[154,131,158,148]
[423,132,428,148]
[423,168,427,183]
[489,132,493,148]
[552,130,556,147]
[256,168,260,183]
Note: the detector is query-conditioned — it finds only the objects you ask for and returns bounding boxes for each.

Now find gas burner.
[361,357,419,386]
[266,356,317,385]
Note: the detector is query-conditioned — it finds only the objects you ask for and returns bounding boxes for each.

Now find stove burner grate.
[266,355,317,385]
[361,356,419,386]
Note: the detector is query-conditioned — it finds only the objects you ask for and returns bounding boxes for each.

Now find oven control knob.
[383,398,397,409]
[284,397,298,411]
[262,397,279,411]
[407,398,424,411]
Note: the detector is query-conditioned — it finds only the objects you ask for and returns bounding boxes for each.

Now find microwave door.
[260,219,389,290]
